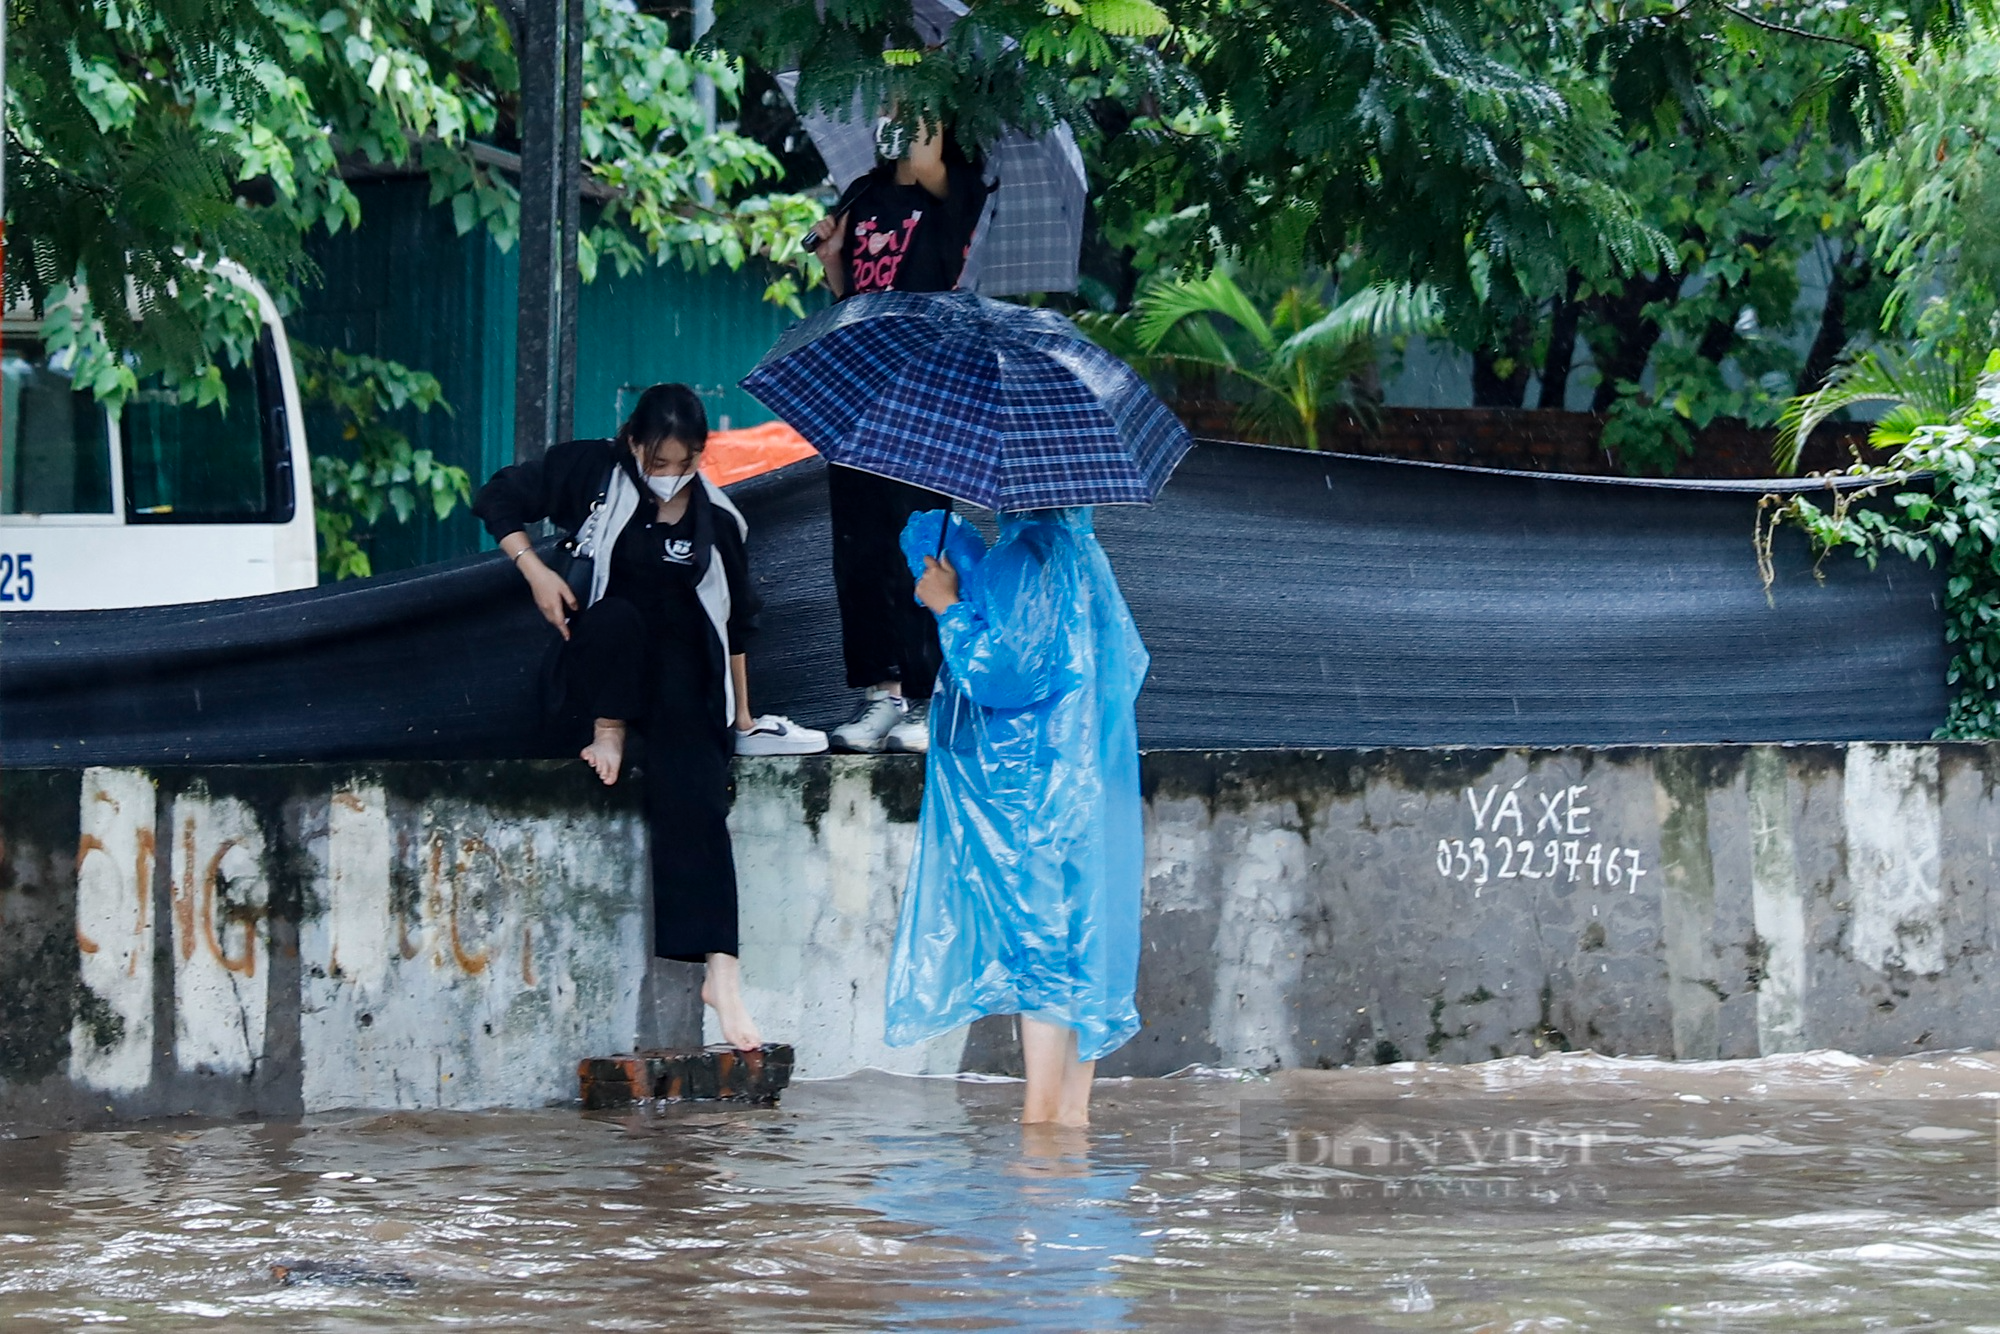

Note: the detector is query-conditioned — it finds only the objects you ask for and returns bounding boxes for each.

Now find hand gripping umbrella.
[739,291,1192,512]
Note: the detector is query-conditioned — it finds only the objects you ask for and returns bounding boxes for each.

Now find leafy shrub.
[1765,357,2000,737]
[297,348,467,581]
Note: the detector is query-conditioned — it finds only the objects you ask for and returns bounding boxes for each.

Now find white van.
[0,265,316,610]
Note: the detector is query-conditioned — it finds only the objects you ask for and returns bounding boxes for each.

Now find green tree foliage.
[1769,16,2000,480]
[1080,269,1439,445]
[571,1,822,301]
[1058,0,1686,395]
[297,347,467,580]
[711,0,1172,155]
[9,0,820,574]
[1066,3,1992,475]
[1854,20,2000,346]
[1147,4,1668,317]
[1760,17,2000,737]
[8,0,820,401]
[1552,2,1902,474]
[728,1,1676,445]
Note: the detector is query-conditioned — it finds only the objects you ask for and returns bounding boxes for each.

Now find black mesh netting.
[0,441,1947,764]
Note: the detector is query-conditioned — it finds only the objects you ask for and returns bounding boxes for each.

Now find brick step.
[578,1044,795,1108]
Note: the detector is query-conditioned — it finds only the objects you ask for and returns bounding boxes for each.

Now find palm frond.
[1075,309,1248,394]
[1071,310,1145,360]
[1282,335,1381,387]
[1869,403,1935,452]
[1275,282,1441,361]
[1775,349,1978,472]
[1234,388,1315,449]
[1133,269,1277,355]
[1142,348,1270,387]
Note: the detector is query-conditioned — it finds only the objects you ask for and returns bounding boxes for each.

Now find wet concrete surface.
[8,746,2000,1133]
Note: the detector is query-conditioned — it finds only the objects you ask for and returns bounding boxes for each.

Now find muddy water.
[4,1051,2000,1330]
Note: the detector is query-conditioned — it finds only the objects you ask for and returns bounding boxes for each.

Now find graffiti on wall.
[301,784,645,1113]
[70,768,158,1094]
[169,791,270,1077]
[1438,780,1649,900]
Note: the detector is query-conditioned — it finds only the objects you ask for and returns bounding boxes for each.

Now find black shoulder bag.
[549,454,622,608]
[547,504,603,610]
[538,460,616,721]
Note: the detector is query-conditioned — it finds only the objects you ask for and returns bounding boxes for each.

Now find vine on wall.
[1760,363,2000,739]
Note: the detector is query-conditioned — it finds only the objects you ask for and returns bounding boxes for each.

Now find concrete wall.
[4,746,1996,1130]
[1,764,654,1130]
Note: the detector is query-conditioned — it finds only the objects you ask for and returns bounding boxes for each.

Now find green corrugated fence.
[294,179,816,575]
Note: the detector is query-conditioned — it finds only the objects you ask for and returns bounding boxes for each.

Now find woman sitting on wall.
[472,384,823,1050]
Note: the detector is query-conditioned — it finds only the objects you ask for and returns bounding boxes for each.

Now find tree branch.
[1707,1,1872,56]
[4,134,120,201]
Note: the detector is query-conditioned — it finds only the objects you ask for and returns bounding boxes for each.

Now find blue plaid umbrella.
[738,291,1192,511]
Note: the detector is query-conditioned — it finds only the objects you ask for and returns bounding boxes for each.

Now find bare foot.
[700,953,763,1051]
[1015,1122,1091,1174]
[1020,1110,1091,1129]
[581,719,625,785]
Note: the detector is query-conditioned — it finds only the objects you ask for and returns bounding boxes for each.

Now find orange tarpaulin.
[699,420,818,486]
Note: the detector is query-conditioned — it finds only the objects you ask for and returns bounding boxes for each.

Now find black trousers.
[827,464,950,700]
[563,596,740,962]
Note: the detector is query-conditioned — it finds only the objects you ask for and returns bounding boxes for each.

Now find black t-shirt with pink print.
[839,157,990,296]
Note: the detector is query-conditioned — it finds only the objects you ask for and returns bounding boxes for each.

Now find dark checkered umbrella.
[739,291,1192,511]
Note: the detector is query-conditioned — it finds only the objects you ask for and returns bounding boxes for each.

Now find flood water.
[5,1051,2000,1330]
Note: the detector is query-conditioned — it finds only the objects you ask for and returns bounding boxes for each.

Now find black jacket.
[473,439,762,652]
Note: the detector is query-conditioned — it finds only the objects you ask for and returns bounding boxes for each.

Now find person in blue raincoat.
[885,507,1149,1127]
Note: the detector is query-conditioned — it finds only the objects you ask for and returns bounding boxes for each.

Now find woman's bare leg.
[1057,1050,1096,1126]
[581,719,626,785]
[1021,1016,1069,1122]
[1020,1016,1095,1127]
[1017,1121,1090,1173]
[700,952,763,1051]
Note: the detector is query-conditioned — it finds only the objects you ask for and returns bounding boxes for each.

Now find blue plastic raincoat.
[884,507,1149,1061]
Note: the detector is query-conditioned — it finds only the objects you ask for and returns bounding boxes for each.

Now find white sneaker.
[885,699,929,754]
[831,690,906,753]
[734,714,829,757]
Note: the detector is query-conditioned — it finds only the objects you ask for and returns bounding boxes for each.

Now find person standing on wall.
[805,110,991,754]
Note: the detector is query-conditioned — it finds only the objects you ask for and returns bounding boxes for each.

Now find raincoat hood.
[885,507,1149,1061]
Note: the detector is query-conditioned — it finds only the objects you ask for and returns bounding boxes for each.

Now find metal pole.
[513,1,557,464]
[1,0,9,524]
[513,0,582,463]
[557,0,583,440]
[692,0,715,131]
[693,0,715,207]
[1,0,8,239]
